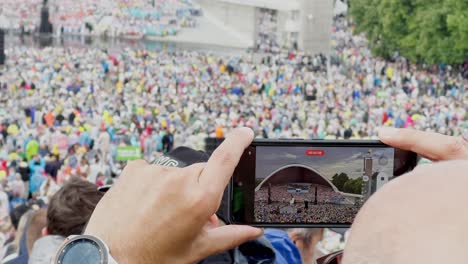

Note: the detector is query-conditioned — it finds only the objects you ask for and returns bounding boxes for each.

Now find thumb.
[201,225,264,256]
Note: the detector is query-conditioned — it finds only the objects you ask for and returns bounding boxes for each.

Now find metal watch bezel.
[55,235,110,264]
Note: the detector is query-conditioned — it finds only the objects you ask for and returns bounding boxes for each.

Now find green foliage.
[343,178,363,194]
[332,173,362,194]
[331,172,349,190]
[350,0,468,64]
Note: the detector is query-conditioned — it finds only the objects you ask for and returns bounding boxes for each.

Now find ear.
[42,227,49,236]
[288,232,301,245]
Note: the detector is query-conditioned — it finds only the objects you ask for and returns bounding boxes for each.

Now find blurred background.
[0,0,466,263]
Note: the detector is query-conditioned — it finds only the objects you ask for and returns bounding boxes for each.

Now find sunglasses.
[316,250,343,264]
[98,185,112,193]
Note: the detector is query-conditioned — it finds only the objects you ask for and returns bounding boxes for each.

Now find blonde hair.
[287,228,324,246]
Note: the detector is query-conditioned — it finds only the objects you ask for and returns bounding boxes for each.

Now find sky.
[255,146,395,181]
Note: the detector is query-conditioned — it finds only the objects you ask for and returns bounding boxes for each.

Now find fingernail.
[378,127,399,139]
[238,127,254,138]
[238,127,253,132]
[254,227,264,237]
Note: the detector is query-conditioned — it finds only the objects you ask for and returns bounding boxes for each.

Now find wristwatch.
[55,235,118,264]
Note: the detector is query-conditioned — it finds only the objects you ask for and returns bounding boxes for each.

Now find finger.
[378,127,468,161]
[201,225,263,256]
[118,159,150,182]
[126,159,150,169]
[199,127,254,194]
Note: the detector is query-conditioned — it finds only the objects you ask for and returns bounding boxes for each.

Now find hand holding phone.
[229,140,417,227]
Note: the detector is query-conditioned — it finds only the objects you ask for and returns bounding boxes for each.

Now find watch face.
[58,238,104,264]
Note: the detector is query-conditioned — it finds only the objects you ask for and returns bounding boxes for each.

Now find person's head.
[96,172,105,181]
[26,208,47,254]
[45,178,104,237]
[80,158,88,165]
[343,160,468,264]
[287,228,324,263]
[12,210,34,254]
[10,178,24,198]
[10,204,30,230]
[51,154,58,161]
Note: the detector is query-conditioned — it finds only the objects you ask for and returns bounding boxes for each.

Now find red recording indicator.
[305,149,325,156]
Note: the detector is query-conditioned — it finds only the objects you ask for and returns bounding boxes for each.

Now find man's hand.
[84,128,263,264]
[378,127,468,161]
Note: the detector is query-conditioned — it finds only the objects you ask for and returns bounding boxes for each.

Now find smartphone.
[229,139,417,227]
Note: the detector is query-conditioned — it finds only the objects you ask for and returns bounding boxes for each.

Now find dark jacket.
[18,163,30,182]
[198,236,276,264]
[45,160,63,179]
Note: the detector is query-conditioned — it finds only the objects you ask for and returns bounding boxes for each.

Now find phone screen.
[231,141,417,226]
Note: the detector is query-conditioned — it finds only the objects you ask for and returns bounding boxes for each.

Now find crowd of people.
[1,0,199,38]
[255,201,359,224]
[256,184,347,205]
[255,184,357,223]
[0,177,104,262]
[0,12,465,262]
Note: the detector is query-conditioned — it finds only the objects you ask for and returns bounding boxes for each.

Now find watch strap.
[108,254,119,264]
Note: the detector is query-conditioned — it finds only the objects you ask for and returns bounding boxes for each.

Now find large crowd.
[1,0,199,38]
[255,202,359,224]
[256,184,346,204]
[0,13,465,261]
[255,184,357,223]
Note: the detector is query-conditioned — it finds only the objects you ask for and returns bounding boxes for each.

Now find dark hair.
[10,205,30,230]
[47,178,104,237]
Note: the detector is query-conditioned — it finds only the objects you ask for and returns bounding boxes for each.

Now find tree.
[332,173,364,194]
[350,0,468,65]
[332,172,349,191]
[343,178,363,194]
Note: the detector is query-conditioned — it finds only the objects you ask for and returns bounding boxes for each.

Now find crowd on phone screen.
[0,14,466,263]
[255,201,359,224]
[255,184,358,223]
[1,0,199,37]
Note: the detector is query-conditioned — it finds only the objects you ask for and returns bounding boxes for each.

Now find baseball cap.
[152,147,209,168]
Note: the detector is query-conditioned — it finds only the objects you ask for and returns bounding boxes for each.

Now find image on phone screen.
[231,142,416,226]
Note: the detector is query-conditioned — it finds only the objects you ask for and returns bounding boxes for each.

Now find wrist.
[55,234,119,264]
[83,230,170,264]
[82,231,128,264]
[87,234,188,264]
